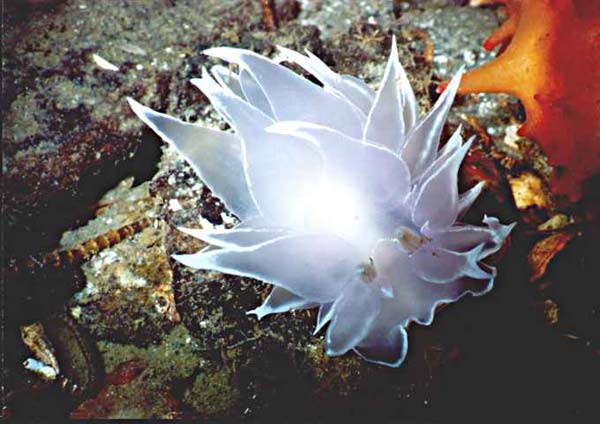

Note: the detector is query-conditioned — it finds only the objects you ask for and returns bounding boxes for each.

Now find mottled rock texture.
[3,0,599,422]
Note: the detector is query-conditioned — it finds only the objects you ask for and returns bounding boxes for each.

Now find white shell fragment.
[92,53,119,71]
[23,358,58,380]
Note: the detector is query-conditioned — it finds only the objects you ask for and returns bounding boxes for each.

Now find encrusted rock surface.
[4,0,599,421]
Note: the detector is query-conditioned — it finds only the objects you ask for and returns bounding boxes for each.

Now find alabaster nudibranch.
[128,37,514,367]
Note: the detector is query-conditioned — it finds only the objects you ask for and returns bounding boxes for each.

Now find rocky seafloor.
[3,0,599,421]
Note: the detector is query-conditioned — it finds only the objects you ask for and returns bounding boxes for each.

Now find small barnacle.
[129,38,514,367]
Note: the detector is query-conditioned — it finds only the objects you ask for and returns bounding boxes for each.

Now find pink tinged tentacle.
[400,66,464,179]
[248,286,316,320]
[173,234,361,303]
[411,138,473,229]
[325,280,381,356]
[275,46,375,116]
[126,98,259,221]
[363,38,406,151]
[203,46,366,138]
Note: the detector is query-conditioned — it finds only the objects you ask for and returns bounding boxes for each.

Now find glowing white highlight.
[302,181,362,241]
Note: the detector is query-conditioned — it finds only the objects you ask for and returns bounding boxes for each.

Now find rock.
[6,0,599,421]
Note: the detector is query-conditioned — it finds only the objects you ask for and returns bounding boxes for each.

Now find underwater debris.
[20,323,60,380]
[529,230,574,283]
[507,172,549,210]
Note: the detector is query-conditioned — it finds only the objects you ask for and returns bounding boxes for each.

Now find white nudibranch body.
[128,37,514,367]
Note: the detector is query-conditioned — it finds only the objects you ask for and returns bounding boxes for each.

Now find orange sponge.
[445,0,600,201]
